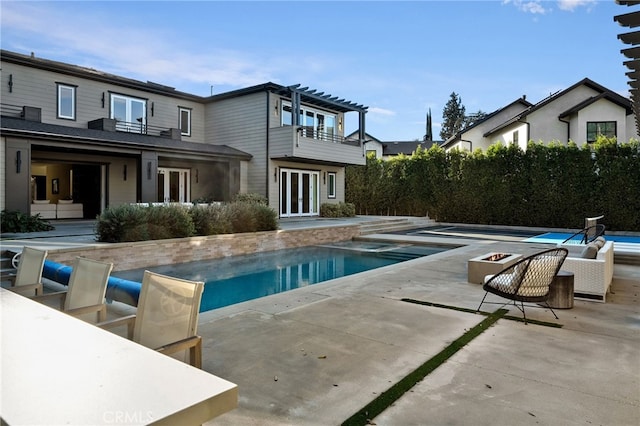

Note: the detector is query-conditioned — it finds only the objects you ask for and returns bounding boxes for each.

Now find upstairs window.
[111,94,146,133]
[587,121,616,143]
[179,107,191,136]
[281,101,337,141]
[57,83,76,120]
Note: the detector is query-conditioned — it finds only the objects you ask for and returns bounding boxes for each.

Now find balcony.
[269,126,365,166]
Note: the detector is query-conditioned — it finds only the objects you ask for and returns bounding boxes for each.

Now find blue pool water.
[524,232,640,244]
[112,242,451,312]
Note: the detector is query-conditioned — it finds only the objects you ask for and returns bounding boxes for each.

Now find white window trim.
[57,84,76,120]
[327,172,337,199]
[179,107,191,136]
[110,93,147,133]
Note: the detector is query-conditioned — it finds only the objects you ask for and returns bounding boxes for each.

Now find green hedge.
[96,199,278,243]
[346,137,640,231]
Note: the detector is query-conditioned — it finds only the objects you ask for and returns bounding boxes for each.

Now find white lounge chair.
[99,270,204,368]
[33,257,113,323]
[5,247,48,296]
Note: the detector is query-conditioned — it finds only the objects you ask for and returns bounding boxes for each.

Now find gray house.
[0,50,368,219]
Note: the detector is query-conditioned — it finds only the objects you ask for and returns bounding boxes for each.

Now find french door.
[157,167,190,203]
[280,169,319,217]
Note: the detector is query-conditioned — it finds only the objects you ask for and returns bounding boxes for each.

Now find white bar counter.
[0,288,237,425]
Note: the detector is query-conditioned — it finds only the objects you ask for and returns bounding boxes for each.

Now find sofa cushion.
[580,243,599,259]
[594,236,606,249]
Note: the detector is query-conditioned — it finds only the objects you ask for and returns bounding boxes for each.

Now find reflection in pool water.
[112,242,451,312]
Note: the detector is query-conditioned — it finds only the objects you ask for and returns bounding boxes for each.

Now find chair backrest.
[516,248,568,297]
[14,247,48,287]
[134,271,204,363]
[485,248,568,300]
[64,257,114,322]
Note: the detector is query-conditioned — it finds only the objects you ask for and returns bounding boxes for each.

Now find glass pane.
[304,111,314,138]
[316,114,325,140]
[328,173,336,198]
[281,171,288,214]
[290,172,299,214]
[180,109,190,134]
[169,171,179,202]
[112,97,126,122]
[131,99,145,132]
[302,173,310,213]
[325,116,335,141]
[59,86,74,118]
[157,172,165,202]
[282,104,292,126]
[312,173,318,213]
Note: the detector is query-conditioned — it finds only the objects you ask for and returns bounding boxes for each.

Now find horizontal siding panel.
[1,61,207,142]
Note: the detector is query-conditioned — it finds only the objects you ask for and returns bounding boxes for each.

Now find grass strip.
[341,308,508,426]
[401,298,562,328]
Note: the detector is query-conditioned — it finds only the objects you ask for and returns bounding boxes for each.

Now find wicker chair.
[476,248,568,323]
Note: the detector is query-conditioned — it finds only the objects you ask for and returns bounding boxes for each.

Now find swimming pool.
[112,241,451,312]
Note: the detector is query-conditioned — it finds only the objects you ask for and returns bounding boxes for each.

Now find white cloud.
[0,2,288,94]
[368,107,396,117]
[502,0,549,15]
[557,0,597,12]
[503,0,597,14]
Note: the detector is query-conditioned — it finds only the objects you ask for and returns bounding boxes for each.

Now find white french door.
[280,169,319,217]
[157,167,190,203]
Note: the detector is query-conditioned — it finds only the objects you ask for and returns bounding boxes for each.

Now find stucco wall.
[45,225,361,272]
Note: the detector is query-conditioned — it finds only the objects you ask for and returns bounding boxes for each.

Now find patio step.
[359,217,435,235]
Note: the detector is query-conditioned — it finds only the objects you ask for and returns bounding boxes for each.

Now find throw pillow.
[580,243,598,259]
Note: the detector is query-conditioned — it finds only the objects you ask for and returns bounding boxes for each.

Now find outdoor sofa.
[559,237,614,302]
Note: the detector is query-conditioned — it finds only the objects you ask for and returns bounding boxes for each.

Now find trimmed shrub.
[145,205,195,240]
[96,204,148,242]
[1,210,54,233]
[189,204,233,235]
[320,202,355,218]
[251,203,279,231]
[233,192,268,205]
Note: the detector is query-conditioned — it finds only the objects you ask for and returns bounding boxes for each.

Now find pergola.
[615,0,640,134]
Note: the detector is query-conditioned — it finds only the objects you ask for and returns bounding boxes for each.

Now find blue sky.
[0,0,629,141]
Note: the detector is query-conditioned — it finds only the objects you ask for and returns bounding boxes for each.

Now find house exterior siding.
[207,91,268,198]
[1,61,205,140]
[1,50,368,218]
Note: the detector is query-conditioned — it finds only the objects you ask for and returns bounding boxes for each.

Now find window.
[281,102,337,141]
[587,121,616,143]
[57,84,76,120]
[366,149,377,158]
[179,107,191,136]
[111,94,146,133]
[512,130,519,146]
[327,172,336,198]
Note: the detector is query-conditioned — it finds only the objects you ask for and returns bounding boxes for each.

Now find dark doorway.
[32,175,47,200]
[72,164,101,218]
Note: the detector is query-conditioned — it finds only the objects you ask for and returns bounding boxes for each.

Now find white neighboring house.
[442,78,638,152]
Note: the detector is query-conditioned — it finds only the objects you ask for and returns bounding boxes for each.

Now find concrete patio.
[2,218,639,425]
[196,235,639,425]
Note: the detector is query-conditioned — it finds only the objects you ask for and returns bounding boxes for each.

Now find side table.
[547,270,574,309]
